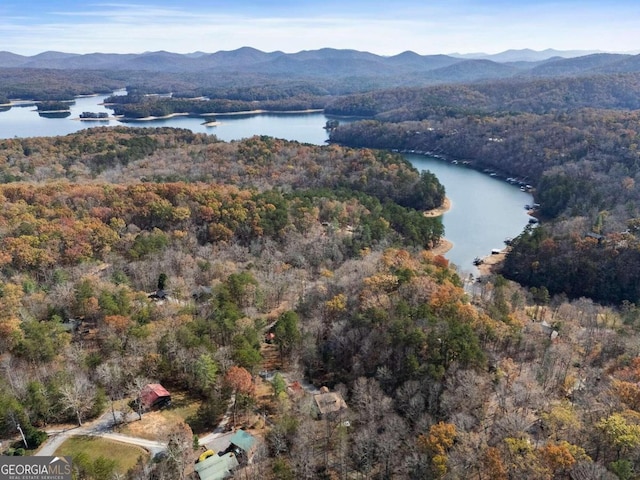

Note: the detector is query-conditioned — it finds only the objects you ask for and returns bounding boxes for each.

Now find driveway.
[36,411,165,457]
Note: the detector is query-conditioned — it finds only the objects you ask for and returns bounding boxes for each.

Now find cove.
[405,154,533,276]
[0,92,533,274]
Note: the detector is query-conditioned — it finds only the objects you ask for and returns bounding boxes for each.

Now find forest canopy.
[3,59,640,478]
[328,74,640,304]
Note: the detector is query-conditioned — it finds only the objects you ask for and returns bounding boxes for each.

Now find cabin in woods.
[313,386,348,419]
[222,429,258,465]
[194,451,239,480]
[139,383,171,410]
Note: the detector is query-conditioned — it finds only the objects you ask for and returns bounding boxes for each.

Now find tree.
[193,353,218,394]
[24,380,53,427]
[157,273,168,291]
[481,447,508,480]
[596,413,640,461]
[59,374,97,426]
[72,452,116,480]
[271,372,287,399]
[128,377,151,421]
[539,442,577,476]
[164,422,194,480]
[231,334,262,370]
[95,361,126,426]
[14,320,70,363]
[274,310,301,363]
[224,366,254,427]
[417,422,457,479]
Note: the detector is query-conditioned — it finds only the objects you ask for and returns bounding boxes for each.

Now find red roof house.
[139,383,171,410]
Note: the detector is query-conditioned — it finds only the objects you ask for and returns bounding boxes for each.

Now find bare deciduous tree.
[60,373,96,426]
[164,421,194,480]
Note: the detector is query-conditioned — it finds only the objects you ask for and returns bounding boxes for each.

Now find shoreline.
[205,108,324,117]
[425,197,453,255]
[430,238,453,256]
[115,112,191,122]
[74,117,116,122]
[424,196,451,218]
[476,247,510,276]
[116,108,325,123]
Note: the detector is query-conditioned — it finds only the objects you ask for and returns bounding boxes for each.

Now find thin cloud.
[1,0,639,55]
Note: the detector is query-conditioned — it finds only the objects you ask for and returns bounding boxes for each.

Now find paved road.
[36,411,165,457]
[37,411,112,456]
[99,432,166,457]
[198,394,234,447]
[36,397,234,458]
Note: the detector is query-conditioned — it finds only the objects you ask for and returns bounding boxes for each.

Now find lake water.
[0,93,533,274]
[0,93,332,144]
[407,155,533,276]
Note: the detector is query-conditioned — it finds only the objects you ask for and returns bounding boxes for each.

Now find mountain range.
[1,47,640,85]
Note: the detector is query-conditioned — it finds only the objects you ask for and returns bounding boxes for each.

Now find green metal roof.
[194,452,239,480]
[229,429,256,453]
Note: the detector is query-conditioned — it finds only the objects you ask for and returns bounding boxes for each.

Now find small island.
[36,101,72,113]
[79,111,110,121]
[36,101,71,118]
[36,101,72,118]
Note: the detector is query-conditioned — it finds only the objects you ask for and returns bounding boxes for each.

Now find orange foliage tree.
[224,365,254,427]
[417,422,457,478]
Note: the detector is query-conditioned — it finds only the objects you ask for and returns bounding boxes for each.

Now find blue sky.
[2,1,639,56]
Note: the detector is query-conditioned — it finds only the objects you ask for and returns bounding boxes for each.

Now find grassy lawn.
[119,391,202,440]
[54,436,148,476]
[168,391,202,423]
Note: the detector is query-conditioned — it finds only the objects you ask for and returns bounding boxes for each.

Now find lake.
[0,93,332,145]
[407,155,533,276]
[0,92,533,275]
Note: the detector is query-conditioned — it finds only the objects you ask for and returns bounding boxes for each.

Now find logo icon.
[0,456,72,480]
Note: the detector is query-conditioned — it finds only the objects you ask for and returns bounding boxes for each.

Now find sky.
[2,0,640,56]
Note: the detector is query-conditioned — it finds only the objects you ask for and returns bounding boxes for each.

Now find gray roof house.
[194,452,239,480]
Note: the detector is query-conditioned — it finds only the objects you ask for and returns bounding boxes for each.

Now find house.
[586,232,604,245]
[139,383,171,410]
[194,452,239,480]
[148,289,168,300]
[223,429,257,465]
[60,318,82,333]
[313,387,347,419]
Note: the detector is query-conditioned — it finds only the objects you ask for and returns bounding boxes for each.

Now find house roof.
[229,429,256,453]
[194,452,239,480]
[313,391,347,416]
[140,383,171,409]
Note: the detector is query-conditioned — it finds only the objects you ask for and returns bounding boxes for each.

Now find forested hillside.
[0,126,638,479]
[329,73,640,304]
[3,48,640,103]
[325,74,640,118]
[2,52,640,478]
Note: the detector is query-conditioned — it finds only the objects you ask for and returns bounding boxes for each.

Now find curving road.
[36,411,166,457]
[36,395,237,458]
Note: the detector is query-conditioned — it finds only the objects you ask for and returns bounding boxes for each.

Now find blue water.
[0,92,532,274]
[0,93,332,145]
[407,155,533,275]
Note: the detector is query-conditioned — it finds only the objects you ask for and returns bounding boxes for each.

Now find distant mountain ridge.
[1,47,640,85]
[448,48,606,62]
